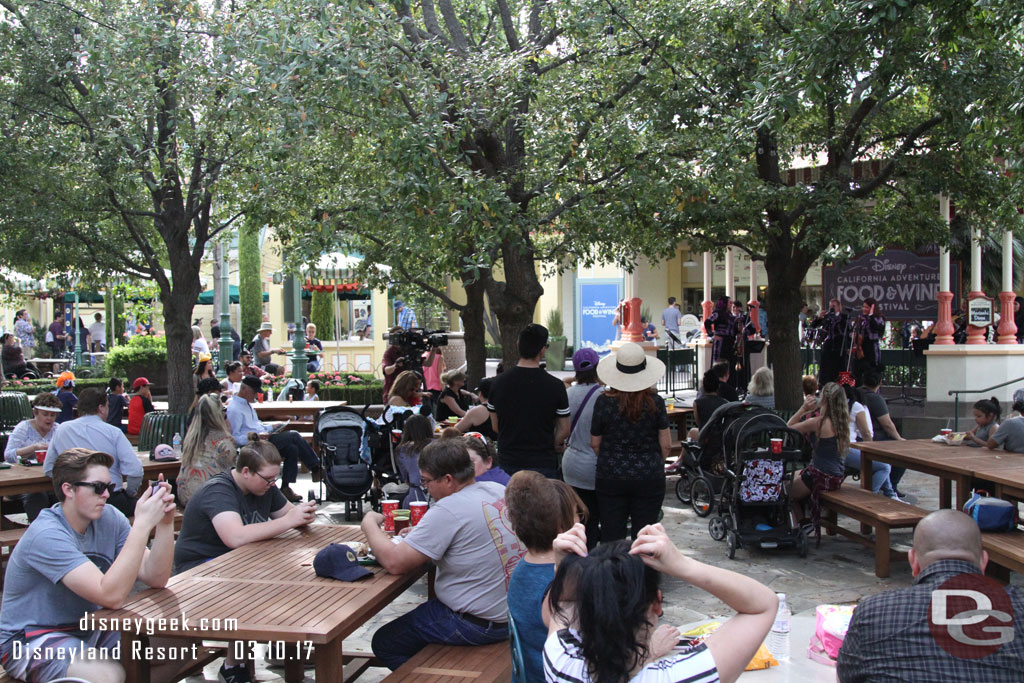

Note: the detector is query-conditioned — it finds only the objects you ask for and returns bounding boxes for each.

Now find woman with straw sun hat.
[590,342,670,541]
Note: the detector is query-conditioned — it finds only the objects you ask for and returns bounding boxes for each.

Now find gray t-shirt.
[991,418,1024,453]
[0,504,130,641]
[860,390,890,438]
[662,306,683,333]
[250,335,272,367]
[403,481,514,622]
[562,383,603,490]
[174,471,287,573]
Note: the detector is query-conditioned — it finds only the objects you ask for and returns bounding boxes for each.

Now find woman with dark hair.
[1,333,38,379]
[192,354,216,392]
[703,296,742,388]
[545,523,777,683]
[505,471,586,681]
[562,348,603,547]
[177,394,238,507]
[105,378,129,432]
[388,370,424,407]
[590,343,670,541]
[853,297,885,382]
[454,377,497,440]
[396,414,433,505]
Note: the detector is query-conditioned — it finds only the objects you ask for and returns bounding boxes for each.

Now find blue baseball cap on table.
[313,544,372,582]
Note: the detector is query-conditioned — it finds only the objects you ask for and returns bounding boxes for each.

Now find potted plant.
[545,309,567,372]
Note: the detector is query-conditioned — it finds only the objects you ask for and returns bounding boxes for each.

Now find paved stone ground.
[183,461,1024,683]
[177,377,1020,681]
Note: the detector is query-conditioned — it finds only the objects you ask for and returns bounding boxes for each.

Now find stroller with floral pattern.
[700,406,811,559]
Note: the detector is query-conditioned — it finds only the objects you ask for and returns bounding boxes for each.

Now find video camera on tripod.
[386,328,448,374]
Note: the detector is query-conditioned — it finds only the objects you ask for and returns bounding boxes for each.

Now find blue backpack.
[963,490,1017,532]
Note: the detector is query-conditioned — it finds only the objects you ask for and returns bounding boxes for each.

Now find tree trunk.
[162,289,199,414]
[764,239,817,410]
[461,278,488,388]
[486,243,545,369]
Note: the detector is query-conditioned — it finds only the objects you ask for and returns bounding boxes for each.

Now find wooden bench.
[382,641,512,682]
[820,485,928,578]
[982,530,1024,579]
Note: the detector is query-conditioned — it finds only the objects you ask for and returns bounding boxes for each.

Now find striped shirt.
[544,628,719,682]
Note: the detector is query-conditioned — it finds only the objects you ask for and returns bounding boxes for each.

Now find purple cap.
[572,348,600,372]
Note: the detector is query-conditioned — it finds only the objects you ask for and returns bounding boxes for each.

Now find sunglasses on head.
[465,432,488,444]
[72,481,116,495]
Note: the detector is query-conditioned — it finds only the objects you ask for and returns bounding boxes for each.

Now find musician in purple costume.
[704,297,743,389]
[853,298,885,383]
[812,298,849,385]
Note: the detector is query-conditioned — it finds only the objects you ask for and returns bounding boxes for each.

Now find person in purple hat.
[561,348,604,547]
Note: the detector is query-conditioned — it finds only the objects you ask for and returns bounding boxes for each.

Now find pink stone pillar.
[934,195,955,345]
[620,298,644,342]
[998,230,1018,343]
[701,252,713,341]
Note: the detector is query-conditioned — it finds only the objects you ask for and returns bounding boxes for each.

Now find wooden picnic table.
[93,524,424,683]
[0,455,180,499]
[253,400,347,420]
[856,439,1024,509]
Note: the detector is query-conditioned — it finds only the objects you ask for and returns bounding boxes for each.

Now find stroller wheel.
[708,516,727,542]
[797,527,809,558]
[674,473,694,505]
[726,530,737,559]
[690,476,714,518]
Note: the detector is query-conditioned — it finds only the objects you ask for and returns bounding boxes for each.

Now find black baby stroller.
[312,405,380,520]
[674,401,756,516]
[704,407,811,559]
[366,404,431,504]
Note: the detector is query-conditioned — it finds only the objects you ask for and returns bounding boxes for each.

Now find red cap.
[132,377,150,390]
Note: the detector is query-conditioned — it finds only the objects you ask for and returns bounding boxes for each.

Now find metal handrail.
[948,375,1024,430]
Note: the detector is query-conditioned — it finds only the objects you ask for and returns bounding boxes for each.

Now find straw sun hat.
[597,342,665,393]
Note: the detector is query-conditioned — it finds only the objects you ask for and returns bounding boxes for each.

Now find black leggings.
[596,477,665,542]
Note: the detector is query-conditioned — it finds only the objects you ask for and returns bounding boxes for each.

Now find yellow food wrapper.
[681,621,778,670]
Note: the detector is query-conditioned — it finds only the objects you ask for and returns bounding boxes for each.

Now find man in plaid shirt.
[838,509,1023,681]
[395,300,418,330]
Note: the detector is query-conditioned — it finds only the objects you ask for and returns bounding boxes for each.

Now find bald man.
[837,510,1023,681]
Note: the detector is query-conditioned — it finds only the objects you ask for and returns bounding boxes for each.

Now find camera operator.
[382,326,449,402]
[382,327,405,402]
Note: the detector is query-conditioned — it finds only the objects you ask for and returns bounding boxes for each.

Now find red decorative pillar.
[620,298,644,342]
[934,291,955,344]
[965,293,991,344]
[701,252,713,341]
[998,292,1018,344]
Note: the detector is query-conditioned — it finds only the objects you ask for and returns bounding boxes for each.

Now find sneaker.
[280,486,302,504]
[219,664,252,683]
[886,492,908,504]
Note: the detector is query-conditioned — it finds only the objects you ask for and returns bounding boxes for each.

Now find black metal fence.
[800,348,927,388]
[658,348,699,395]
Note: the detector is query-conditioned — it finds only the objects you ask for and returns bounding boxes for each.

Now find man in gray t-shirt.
[990,417,1024,453]
[662,297,683,347]
[361,439,517,670]
[0,449,175,683]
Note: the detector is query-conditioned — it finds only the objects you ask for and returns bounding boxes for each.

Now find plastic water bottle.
[171,432,182,455]
[266,387,274,401]
[767,593,791,661]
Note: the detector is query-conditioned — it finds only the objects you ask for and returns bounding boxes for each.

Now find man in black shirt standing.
[487,323,570,478]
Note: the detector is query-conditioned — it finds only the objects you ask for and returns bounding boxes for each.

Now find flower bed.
[261,371,383,405]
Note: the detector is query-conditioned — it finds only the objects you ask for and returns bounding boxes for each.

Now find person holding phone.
[0,448,175,683]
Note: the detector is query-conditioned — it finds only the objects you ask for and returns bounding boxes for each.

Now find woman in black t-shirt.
[590,343,670,542]
[435,369,470,423]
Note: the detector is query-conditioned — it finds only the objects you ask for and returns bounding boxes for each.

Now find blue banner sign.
[577,280,621,355]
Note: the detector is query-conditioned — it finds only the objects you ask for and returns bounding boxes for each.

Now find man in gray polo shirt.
[361,439,514,670]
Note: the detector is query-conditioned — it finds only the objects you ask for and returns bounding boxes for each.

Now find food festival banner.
[822,249,961,320]
[576,280,621,355]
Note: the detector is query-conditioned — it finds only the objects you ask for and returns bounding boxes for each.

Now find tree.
[250,0,680,385]
[645,0,1024,407]
[310,289,335,342]
[238,225,263,344]
[0,0,281,412]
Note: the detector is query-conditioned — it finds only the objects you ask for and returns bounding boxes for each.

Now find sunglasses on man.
[72,481,116,495]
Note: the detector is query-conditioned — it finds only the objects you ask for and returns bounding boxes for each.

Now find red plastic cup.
[34,449,46,464]
[940,428,952,436]
[410,501,428,526]
[770,438,783,455]
[381,500,398,533]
